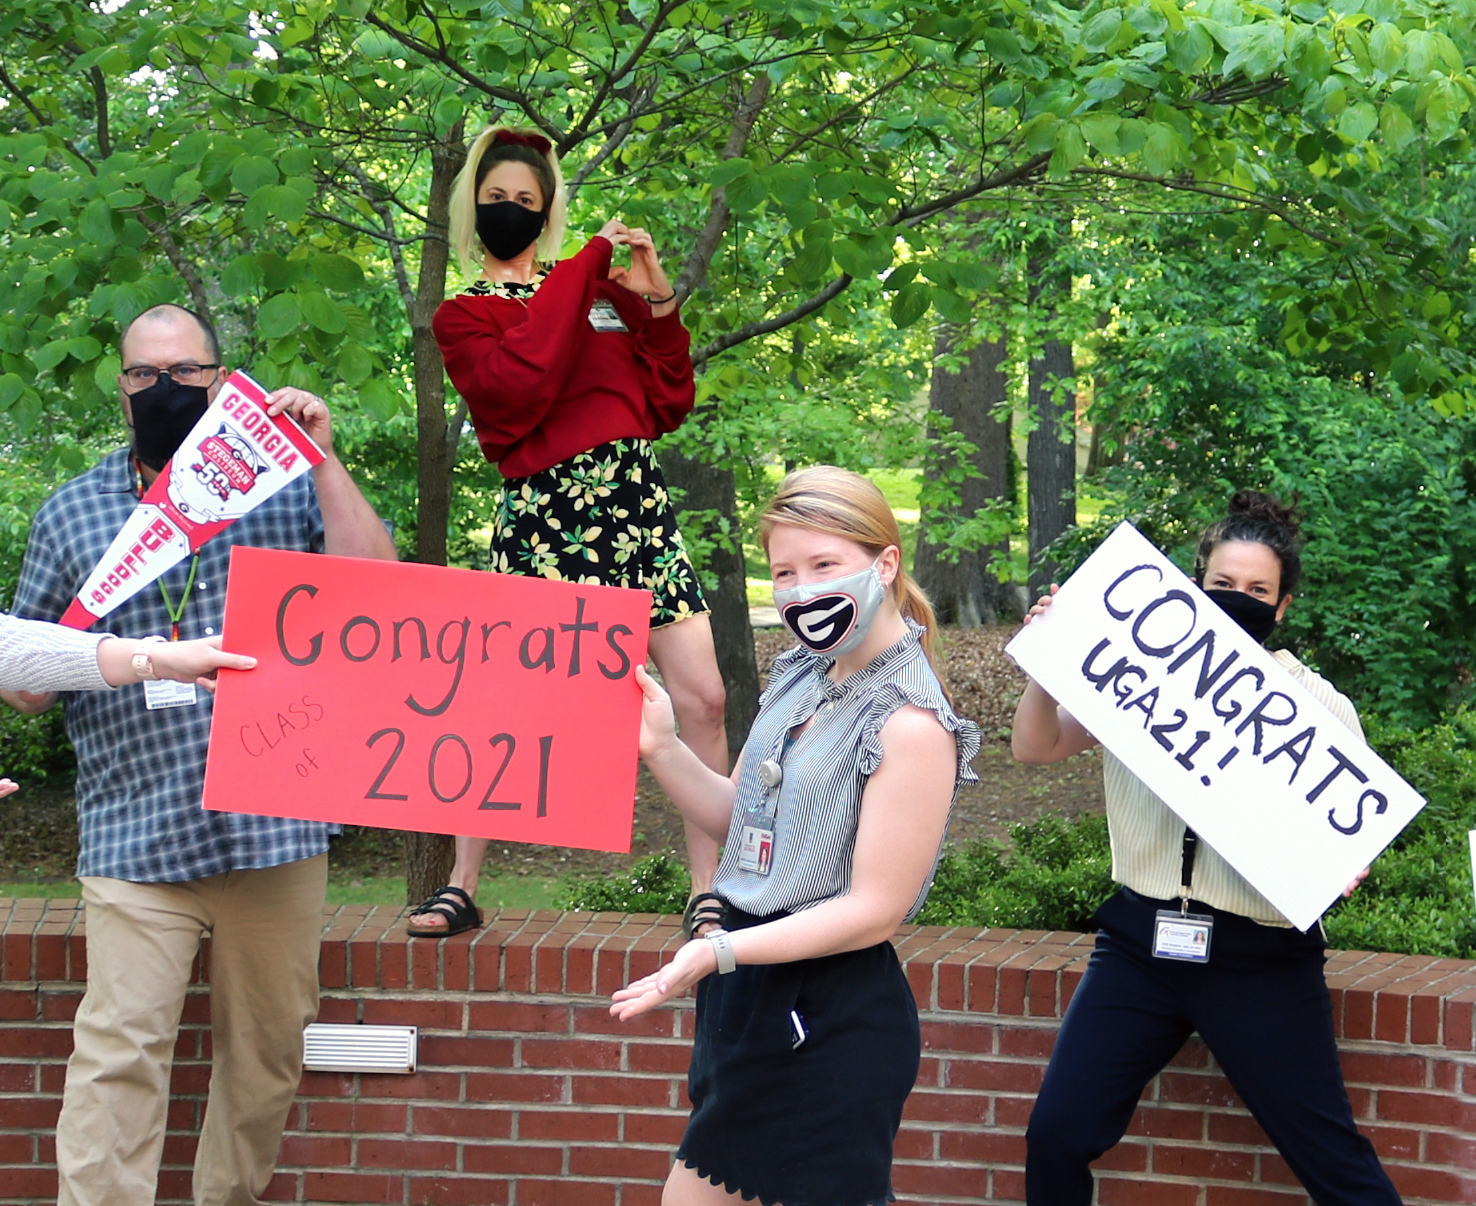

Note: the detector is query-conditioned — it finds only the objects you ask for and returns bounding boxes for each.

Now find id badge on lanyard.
[1152,829,1213,963]
[738,745,788,876]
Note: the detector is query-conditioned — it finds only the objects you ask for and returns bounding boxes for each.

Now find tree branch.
[673,74,772,300]
[569,81,655,192]
[89,66,111,159]
[694,275,852,368]
[564,0,683,150]
[135,213,214,322]
[0,60,95,172]
[363,11,561,141]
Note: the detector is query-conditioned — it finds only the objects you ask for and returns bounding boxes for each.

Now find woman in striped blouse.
[1012,492,1401,1206]
[611,466,980,1206]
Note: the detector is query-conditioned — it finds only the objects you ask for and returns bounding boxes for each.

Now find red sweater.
[432,237,696,478]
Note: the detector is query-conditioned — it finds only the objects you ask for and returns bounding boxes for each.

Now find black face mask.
[128,372,211,471]
[475,200,546,262]
[1203,588,1280,645]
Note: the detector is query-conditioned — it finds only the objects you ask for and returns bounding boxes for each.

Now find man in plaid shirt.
[3,303,398,1206]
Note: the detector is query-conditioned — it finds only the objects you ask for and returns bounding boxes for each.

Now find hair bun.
[1228,489,1301,537]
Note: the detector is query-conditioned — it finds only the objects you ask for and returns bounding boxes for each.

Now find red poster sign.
[203,548,651,853]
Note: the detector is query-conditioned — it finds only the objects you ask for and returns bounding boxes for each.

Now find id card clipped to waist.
[1153,910,1213,962]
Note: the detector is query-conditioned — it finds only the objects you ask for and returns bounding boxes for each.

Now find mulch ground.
[0,625,1104,884]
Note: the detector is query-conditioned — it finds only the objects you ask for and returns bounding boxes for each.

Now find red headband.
[493,129,553,156]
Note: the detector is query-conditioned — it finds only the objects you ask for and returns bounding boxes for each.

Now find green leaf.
[1338,102,1378,144]
[709,159,753,187]
[891,282,932,328]
[1221,22,1284,82]
[67,336,101,362]
[357,377,400,422]
[299,290,346,334]
[1050,124,1087,176]
[337,343,374,387]
[1425,80,1462,143]
[1422,291,1451,321]
[258,293,302,339]
[1380,103,1415,149]
[1080,114,1122,154]
[222,254,263,296]
[1080,10,1123,53]
[1369,23,1403,74]
[311,253,366,292]
[724,170,767,214]
[0,373,23,412]
[33,340,70,373]
[93,355,121,396]
[80,198,116,245]
[434,94,464,130]
[1141,122,1184,175]
[279,147,314,178]
[231,155,279,196]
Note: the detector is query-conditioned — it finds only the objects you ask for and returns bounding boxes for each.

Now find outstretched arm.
[1010,584,1098,764]
[612,703,956,1019]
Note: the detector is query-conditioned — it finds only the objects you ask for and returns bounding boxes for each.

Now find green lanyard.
[158,553,200,642]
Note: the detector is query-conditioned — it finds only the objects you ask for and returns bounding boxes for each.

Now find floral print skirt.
[490,439,709,629]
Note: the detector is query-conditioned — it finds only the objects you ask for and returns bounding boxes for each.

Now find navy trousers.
[1026,889,1402,1206]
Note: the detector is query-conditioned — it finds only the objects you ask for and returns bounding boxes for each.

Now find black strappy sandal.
[406,885,483,938]
[683,892,729,939]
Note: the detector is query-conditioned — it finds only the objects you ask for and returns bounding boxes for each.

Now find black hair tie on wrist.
[648,291,677,306]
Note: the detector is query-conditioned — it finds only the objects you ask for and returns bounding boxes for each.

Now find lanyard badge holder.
[738,721,802,877]
[1152,830,1214,963]
[144,552,201,710]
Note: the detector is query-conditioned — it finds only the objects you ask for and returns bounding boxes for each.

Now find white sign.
[1006,522,1425,931]
[60,371,323,630]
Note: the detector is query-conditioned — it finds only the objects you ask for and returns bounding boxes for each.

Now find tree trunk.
[1026,267,1077,597]
[658,446,761,758]
[402,124,466,904]
[913,327,1020,625]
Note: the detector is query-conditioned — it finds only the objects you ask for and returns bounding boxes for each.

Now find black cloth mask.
[475,200,546,262]
[128,372,211,471]
[1203,588,1280,645]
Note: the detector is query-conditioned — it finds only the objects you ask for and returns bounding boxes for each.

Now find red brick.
[466,1071,565,1104]
[1204,1186,1308,1205]
[568,1144,672,1180]
[315,997,358,1023]
[1158,1071,1242,1108]
[992,1094,1036,1129]
[1126,1105,1203,1141]
[0,1167,57,1198]
[1374,991,1410,1044]
[1338,1051,1427,1088]
[461,1142,564,1175]
[1385,1164,1476,1201]
[442,940,472,994]
[379,939,409,990]
[0,1096,60,1127]
[518,1109,619,1142]
[893,1126,933,1161]
[1377,1089,1476,1129]
[944,1059,1045,1094]
[902,1090,990,1124]
[992,1166,1027,1201]
[0,1063,36,1092]
[413,1106,513,1139]
[938,1130,1028,1164]
[1205,1110,1271,1147]
[624,1043,690,1075]
[468,1001,570,1034]
[409,1175,510,1206]
[521,1038,621,1070]
[306,1101,408,1133]
[620,1183,664,1206]
[278,1134,351,1166]
[622,1115,690,1145]
[967,963,998,1013]
[512,1178,615,1206]
[921,1019,995,1054]
[997,1026,1056,1059]
[358,1137,458,1171]
[418,1036,515,1068]
[572,1004,673,1038]
[0,1027,71,1058]
[362,1071,463,1100]
[301,1172,402,1203]
[1425,1128,1476,1168]
[0,1132,33,1162]
[1097,1176,1198,1205]
[362,998,464,1030]
[1092,1140,1149,1172]
[1151,1142,1255,1179]
[571,1074,674,1108]
[891,1161,987,1198]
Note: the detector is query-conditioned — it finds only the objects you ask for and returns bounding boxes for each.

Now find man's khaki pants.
[57,855,327,1206]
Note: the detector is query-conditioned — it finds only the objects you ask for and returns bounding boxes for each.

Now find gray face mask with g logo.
[773,558,886,656]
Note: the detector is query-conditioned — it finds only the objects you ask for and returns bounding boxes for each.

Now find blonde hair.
[758,465,946,684]
[449,125,568,278]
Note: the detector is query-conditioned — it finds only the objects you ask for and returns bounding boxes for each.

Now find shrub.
[0,707,74,783]
[557,852,691,915]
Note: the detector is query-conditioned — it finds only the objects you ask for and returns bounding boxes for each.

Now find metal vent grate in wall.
[302,1023,418,1074]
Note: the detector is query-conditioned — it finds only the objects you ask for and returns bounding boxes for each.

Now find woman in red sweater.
[410,126,727,936]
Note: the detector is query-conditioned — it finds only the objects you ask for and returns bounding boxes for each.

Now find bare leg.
[663,1161,759,1206]
[407,835,490,931]
[648,613,727,897]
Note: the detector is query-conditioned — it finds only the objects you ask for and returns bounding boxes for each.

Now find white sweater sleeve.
[0,613,114,693]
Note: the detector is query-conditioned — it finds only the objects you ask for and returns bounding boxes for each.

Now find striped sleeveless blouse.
[713,619,982,921]
[1104,648,1364,927]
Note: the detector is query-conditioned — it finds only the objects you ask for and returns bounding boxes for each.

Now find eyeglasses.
[122,363,221,389]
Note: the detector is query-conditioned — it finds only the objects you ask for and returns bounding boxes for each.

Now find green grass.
[0,874,563,910]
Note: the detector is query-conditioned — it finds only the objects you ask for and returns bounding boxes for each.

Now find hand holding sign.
[1006,523,1425,931]
[204,549,650,852]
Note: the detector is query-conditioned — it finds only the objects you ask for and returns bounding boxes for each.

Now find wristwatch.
[132,636,168,681]
[705,928,737,975]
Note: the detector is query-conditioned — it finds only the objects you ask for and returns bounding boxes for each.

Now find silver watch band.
[706,928,736,975]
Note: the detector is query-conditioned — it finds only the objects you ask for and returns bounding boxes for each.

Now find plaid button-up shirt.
[11,447,338,882]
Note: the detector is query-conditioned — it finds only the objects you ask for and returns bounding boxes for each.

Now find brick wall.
[2,899,1474,1205]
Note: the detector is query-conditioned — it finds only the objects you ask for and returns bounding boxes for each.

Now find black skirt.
[678,908,921,1206]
